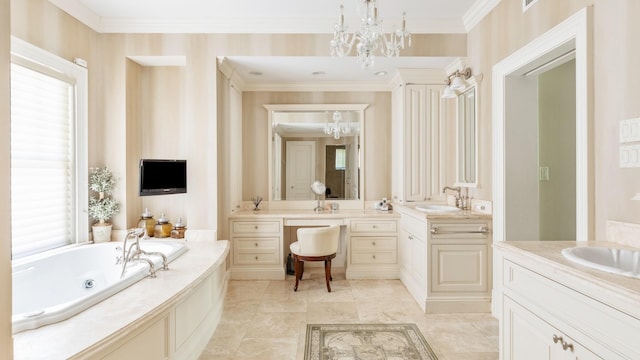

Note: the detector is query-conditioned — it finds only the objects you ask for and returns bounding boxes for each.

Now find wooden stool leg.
[293,258,300,291]
[299,261,304,280]
[324,258,332,292]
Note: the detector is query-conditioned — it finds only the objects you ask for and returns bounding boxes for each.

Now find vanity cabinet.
[398,208,491,313]
[502,296,599,360]
[230,218,284,279]
[346,218,399,279]
[427,220,492,313]
[399,213,428,304]
[499,250,640,360]
[391,79,448,204]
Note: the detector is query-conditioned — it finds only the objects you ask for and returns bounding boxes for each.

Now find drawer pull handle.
[430,226,489,235]
[255,256,258,260]
[255,242,258,247]
[562,341,574,352]
[552,335,573,351]
[254,225,258,230]
[408,235,413,240]
[372,242,376,246]
[373,225,377,229]
[372,255,376,259]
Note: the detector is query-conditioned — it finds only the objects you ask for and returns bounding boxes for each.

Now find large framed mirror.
[265,104,368,209]
[456,76,480,187]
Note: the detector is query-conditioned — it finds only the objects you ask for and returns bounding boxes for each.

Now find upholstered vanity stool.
[290,225,340,292]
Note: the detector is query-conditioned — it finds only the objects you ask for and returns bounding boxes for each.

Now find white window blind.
[10,62,75,258]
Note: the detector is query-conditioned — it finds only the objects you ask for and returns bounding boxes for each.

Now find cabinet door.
[404,84,427,202]
[411,235,427,284]
[503,296,600,360]
[430,243,488,293]
[399,228,411,272]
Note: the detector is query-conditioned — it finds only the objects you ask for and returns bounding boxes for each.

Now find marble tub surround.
[199,268,499,360]
[13,239,229,360]
[495,241,640,320]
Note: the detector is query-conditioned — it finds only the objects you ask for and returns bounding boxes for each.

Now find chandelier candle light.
[325,111,352,140]
[331,0,411,68]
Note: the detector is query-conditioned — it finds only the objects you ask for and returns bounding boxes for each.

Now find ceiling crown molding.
[463,0,503,32]
[49,0,474,34]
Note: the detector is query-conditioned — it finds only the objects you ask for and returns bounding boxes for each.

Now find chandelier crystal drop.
[331,0,411,69]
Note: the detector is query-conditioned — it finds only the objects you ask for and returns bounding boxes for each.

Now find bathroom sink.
[561,246,640,279]
[415,204,461,213]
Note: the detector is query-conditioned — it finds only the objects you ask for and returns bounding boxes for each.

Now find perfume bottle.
[154,213,173,238]
[137,208,155,238]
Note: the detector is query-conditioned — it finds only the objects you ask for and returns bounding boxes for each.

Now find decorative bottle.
[137,208,155,238]
[170,217,187,239]
[154,213,173,238]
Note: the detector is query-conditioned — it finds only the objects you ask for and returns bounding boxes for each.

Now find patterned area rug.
[304,323,438,360]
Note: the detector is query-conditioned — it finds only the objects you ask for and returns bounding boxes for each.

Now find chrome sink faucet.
[442,186,462,208]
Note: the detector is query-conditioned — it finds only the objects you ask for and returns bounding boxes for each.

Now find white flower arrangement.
[88,167,120,225]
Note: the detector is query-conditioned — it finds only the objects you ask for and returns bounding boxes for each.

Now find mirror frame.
[264,103,368,210]
[455,75,481,188]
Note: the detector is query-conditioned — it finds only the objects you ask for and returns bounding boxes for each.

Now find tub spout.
[141,250,169,270]
[120,228,154,278]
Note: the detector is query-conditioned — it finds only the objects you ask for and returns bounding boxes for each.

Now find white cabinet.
[392,77,448,204]
[346,218,399,279]
[502,296,599,360]
[499,254,640,360]
[427,220,492,313]
[230,218,284,280]
[399,213,428,308]
[398,209,492,313]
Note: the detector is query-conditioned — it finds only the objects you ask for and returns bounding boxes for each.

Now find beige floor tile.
[201,276,499,359]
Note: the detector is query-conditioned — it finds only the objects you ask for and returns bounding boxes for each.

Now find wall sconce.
[442,67,472,99]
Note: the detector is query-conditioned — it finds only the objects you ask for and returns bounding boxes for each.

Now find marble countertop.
[13,239,229,360]
[393,203,492,220]
[495,241,640,319]
[230,209,400,219]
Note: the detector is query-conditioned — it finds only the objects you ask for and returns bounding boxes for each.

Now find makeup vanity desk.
[228,209,401,280]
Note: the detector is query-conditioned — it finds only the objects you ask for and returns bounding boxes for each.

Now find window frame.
[10,37,89,258]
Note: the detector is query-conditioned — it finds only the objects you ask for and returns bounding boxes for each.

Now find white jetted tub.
[12,240,188,333]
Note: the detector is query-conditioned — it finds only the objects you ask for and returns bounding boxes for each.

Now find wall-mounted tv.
[139,159,187,196]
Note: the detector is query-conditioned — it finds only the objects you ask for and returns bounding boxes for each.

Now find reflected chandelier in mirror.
[265,104,368,208]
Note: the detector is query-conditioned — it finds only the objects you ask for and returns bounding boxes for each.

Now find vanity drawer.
[351,251,397,264]
[351,236,397,250]
[234,251,279,265]
[232,220,281,235]
[503,259,640,358]
[349,219,397,233]
[235,237,279,251]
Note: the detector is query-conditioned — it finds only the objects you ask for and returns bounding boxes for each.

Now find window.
[335,148,346,170]
[10,38,88,259]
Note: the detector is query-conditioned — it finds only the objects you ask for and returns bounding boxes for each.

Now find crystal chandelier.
[325,111,352,140]
[330,0,411,69]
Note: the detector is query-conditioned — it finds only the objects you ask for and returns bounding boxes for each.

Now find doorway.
[492,7,593,316]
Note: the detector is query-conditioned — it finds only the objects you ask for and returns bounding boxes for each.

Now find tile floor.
[199,268,499,360]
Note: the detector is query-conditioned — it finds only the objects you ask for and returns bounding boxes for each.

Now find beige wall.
[11,0,465,235]
[467,0,640,240]
[1,0,12,357]
[242,91,392,201]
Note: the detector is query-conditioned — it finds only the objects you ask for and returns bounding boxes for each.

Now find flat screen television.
[139,159,187,196]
